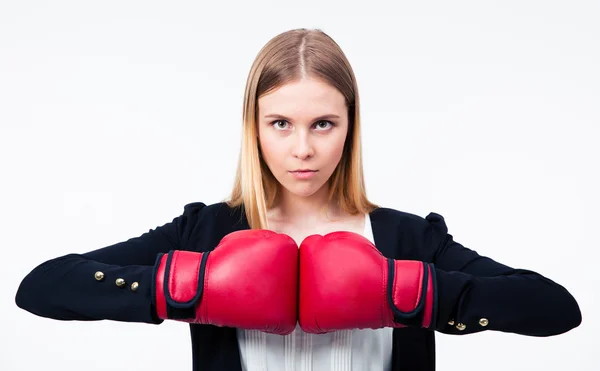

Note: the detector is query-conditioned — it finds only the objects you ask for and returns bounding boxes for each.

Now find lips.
[289,170,318,179]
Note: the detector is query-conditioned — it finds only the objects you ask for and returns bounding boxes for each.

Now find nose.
[291,129,314,160]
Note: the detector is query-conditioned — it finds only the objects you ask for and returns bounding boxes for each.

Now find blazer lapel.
[370,207,399,259]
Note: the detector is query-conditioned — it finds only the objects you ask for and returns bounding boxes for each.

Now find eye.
[271,120,290,130]
[314,120,334,130]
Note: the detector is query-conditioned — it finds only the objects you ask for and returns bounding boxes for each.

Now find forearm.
[433,267,581,336]
[15,253,161,324]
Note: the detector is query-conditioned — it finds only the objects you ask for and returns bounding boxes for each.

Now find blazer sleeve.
[426,212,582,337]
[14,202,207,325]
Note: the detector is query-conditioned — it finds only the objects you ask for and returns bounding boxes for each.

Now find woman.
[15,28,581,371]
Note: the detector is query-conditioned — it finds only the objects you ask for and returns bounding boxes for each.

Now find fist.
[298,231,436,333]
[154,229,300,335]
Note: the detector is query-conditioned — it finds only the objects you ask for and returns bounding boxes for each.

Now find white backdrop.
[1,1,597,370]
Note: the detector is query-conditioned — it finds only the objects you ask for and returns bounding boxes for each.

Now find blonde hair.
[226,28,378,229]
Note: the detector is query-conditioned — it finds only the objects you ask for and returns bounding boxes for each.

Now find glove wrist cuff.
[387,260,437,329]
[152,250,209,321]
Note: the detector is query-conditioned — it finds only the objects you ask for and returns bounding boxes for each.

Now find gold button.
[456,323,466,331]
[479,318,489,327]
[94,271,105,281]
[130,282,139,291]
[447,319,455,326]
[115,278,126,287]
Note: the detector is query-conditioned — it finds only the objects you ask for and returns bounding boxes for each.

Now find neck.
[270,185,340,225]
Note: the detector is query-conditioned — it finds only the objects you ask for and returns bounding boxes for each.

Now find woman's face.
[257,77,349,199]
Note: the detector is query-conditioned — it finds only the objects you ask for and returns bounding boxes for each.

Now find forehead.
[258,78,346,117]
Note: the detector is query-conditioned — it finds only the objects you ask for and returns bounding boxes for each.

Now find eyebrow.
[263,113,340,121]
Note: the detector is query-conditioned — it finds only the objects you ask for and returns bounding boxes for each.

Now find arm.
[297,213,582,335]
[426,212,582,336]
[14,202,207,324]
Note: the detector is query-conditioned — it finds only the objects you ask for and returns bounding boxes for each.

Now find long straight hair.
[226,28,378,229]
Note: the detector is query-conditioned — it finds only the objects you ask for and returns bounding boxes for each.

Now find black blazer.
[15,201,582,371]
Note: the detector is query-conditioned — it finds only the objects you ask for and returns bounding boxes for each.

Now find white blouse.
[237,214,394,371]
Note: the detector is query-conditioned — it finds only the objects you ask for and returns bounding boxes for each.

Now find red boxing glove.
[152,229,298,335]
[298,231,437,333]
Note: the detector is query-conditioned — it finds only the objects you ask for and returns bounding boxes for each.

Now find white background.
[1,1,598,370]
